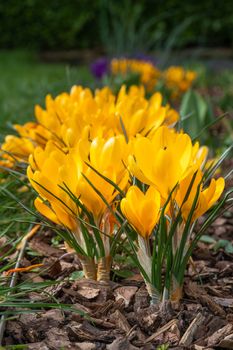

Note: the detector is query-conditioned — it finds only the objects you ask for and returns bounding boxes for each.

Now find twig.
[179,312,205,346]
[0,224,33,345]
[126,324,137,338]
[145,319,178,343]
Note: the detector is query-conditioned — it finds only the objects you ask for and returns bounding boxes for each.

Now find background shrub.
[0,0,232,51]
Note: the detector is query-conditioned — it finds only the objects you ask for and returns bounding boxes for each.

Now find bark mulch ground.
[1,205,233,350]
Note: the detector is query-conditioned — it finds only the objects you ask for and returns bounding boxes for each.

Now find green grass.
[0,50,92,138]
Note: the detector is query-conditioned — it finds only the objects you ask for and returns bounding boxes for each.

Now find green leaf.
[204,144,233,184]
[70,271,84,281]
[85,162,125,197]
[225,242,233,254]
[156,345,169,350]
[214,239,233,253]
[200,235,216,244]
[180,89,208,139]
[119,115,129,143]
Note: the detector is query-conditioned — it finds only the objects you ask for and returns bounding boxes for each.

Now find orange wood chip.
[16,224,41,250]
[4,263,43,276]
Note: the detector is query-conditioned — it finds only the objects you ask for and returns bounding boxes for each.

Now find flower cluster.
[1,85,225,302]
[164,66,197,100]
[124,126,224,230]
[0,85,178,169]
[109,58,196,97]
[120,127,224,301]
[111,58,161,92]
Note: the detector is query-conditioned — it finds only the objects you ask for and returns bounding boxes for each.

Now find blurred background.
[0,0,232,134]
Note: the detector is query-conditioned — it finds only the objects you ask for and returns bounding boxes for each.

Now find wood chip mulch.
[1,207,233,350]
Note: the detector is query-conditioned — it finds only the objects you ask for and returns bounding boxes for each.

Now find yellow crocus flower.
[27,142,79,226]
[164,66,197,99]
[14,122,50,147]
[28,135,129,224]
[0,135,35,168]
[176,168,225,222]
[74,135,129,220]
[115,86,179,138]
[34,197,77,231]
[121,185,161,238]
[34,197,59,225]
[89,135,128,173]
[130,126,193,198]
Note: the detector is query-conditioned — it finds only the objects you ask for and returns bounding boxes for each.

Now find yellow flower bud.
[121,185,161,238]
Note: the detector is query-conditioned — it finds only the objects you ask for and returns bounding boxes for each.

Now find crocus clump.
[1,84,226,303]
[2,85,177,282]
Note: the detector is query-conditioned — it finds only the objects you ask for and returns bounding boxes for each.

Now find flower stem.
[97,256,112,281]
[79,256,97,280]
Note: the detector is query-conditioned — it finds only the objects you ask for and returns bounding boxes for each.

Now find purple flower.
[91,58,109,79]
